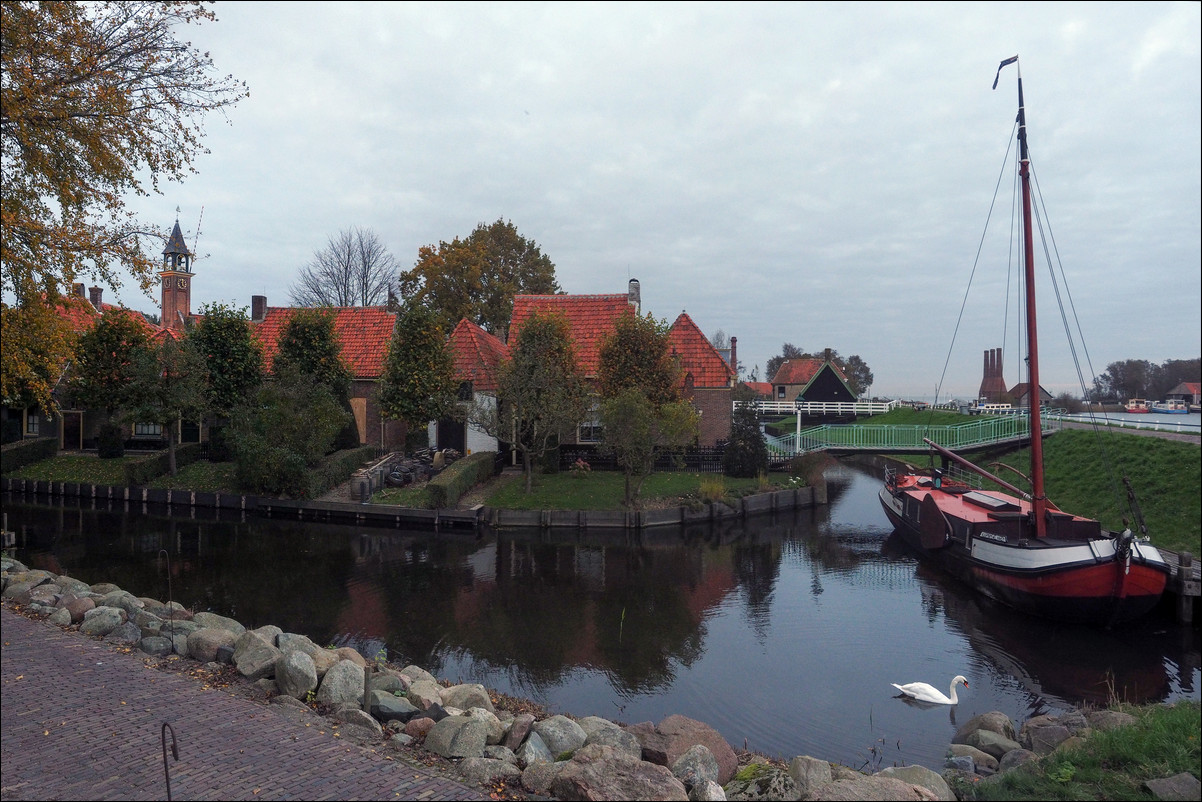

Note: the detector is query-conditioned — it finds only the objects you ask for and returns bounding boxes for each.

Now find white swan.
[891,675,968,705]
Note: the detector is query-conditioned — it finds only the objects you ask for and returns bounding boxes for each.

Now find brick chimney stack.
[88,286,103,310]
[251,295,267,323]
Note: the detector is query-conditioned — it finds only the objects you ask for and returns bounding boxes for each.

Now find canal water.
[4,460,1198,773]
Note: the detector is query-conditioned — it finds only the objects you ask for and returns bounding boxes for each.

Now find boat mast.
[1014,62,1048,538]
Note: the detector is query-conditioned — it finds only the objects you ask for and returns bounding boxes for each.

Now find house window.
[777,385,786,399]
[25,412,39,436]
[457,381,473,401]
[578,421,604,443]
[134,422,162,437]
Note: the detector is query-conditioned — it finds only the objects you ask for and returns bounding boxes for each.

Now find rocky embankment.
[3,557,1192,801]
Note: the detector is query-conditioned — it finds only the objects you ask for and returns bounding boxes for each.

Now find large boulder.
[277,633,340,676]
[634,715,738,786]
[442,682,495,713]
[425,716,489,759]
[406,679,444,710]
[79,606,125,636]
[550,743,688,801]
[186,628,239,664]
[467,707,506,745]
[276,649,319,699]
[233,630,281,680]
[516,731,555,767]
[458,757,523,787]
[332,708,383,739]
[962,729,1022,760]
[876,766,955,801]
[952,711,1016,744]
[790,755,832,798]
[809,774,939,800]
[315,660,364,706]
[672,744,720,790]
[369,690,419,724]
[191,611,246,636]
[723,762,796,801]
[503,712,536,751]
[533,715,588,757]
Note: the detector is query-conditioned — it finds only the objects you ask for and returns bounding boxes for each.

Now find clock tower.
[160,216,193,332]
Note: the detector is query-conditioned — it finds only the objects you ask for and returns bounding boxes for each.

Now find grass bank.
[961,701,1200,801]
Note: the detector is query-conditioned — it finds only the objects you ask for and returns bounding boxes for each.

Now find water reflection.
[4,463,1198,772]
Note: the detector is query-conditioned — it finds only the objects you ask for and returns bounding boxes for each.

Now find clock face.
[177,278,188,290]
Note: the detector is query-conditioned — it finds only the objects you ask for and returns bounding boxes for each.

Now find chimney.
[386,289,399,313]
[73,283,85,298]
[88,286,103,309]
[729,336,738,381]
[627,278,640,312]
[251,295,267,323]
[824,347,832,363]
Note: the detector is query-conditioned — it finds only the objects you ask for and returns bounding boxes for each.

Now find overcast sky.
[116,1,1201,400]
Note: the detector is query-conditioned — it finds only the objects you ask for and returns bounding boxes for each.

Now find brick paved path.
[0,608,488,801]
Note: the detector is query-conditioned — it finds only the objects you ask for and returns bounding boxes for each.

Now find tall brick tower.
[160,216,193,332]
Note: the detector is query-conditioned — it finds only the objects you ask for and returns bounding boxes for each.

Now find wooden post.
[1177,552,1195,625]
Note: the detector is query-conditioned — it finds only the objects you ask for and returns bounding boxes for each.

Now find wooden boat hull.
[879,484,1169,625]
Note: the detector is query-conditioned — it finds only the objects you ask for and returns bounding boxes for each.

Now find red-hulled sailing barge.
[878,57,1170,626]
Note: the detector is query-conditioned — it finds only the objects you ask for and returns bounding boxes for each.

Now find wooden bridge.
[737,399,902,417]
[764,413,1063,457]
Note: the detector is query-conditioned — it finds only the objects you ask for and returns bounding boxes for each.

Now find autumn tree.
[399,219,559,334]
[68,310,153,456]
[1,1,246,413]
[474,311,589,492]
[290,227,399,307]
[597,312,699,506]
[0,301,77,414]
[124,335,208,475]
[377,301,457,442]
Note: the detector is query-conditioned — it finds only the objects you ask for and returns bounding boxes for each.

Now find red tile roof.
[448,318,509,392]
[52,294,160,337]
[509,294,635,377]
[744,381,774,398]
[770,358,847,386]
[668,313,734,388]
[252,306,397,379]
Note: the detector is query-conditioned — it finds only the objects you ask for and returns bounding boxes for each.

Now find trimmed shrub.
[304,445,381,500]
[1,436,59,474]
[97,424,125,458]
[123,442,205,486]
[427,451,497,509]
[207,423,234,463]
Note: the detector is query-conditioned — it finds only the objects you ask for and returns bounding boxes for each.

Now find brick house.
[506,280,735,446]
[769,353,857,403]
[2,283,168,448]
[431,318,510,454]
[249,295,406,449]
[667,312,736,445]
[1008,382,1053,409]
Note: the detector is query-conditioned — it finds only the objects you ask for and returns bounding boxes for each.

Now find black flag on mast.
[992,55,1019,89]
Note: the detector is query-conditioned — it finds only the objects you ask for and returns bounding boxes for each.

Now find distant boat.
[1124,399,1151,413]
[879,57,1169,626]
[1151,400,1189,414]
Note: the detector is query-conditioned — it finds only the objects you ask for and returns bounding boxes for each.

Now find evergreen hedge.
[304,445,381,500]
[123,443,205,486]
[0,436,59,474]
[427,451,497,509]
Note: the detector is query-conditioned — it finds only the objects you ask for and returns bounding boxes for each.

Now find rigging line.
[931,120,1019,423]
[1027,156,1129,516]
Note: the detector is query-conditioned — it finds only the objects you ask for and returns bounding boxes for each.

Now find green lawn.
[971,430,1201,557]
[145,460,238,492]
[4,454,134,485]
